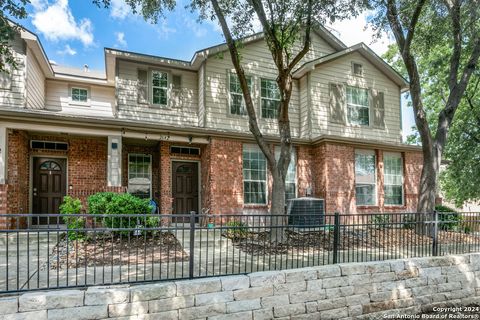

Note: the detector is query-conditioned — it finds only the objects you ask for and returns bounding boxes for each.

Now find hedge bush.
[59,196,85,240]
[88,192,158,235]
[435,204,461,231]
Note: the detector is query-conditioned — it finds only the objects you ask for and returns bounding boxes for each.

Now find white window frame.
[260,78,280,119]
[346,86,369,126]
[128,153,152,199]
[70,86,90,105]
[228,72,253,116]
[151,70,169,106]
[242,144,268,205]
[383,152,404,206]
[355,149,377,206]
[274,147,297,201]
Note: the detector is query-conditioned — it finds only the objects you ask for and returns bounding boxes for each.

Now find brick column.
[0,126,7,184]
[377,150,385,209]
[404,151,423,211]
[159,141,173,214]
[207,138,243,214]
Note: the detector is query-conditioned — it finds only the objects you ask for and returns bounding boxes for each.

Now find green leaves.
[0,0,29,72]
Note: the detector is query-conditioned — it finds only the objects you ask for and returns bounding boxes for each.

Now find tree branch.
[209,0,275,164]
[386,0,433,155]
[435,36,480,147]
[287,0,313,72]
[446,0,462,90]
[404,0,427,55]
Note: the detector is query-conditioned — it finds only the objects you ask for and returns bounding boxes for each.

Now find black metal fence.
[0,211,479,293]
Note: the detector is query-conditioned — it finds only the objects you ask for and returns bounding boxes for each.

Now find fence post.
[432,210,439,256]
[189,211,195,279]
[333,212,340,264]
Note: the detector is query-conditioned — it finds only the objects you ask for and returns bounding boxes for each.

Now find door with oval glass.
[172,161,199,222]
[32,157,67,225]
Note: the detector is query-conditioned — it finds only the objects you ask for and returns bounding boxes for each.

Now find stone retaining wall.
[2,253,480,320]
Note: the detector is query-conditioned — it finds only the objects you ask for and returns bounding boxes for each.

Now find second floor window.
[152,71,168,105]
[229,73,252,116]
[355,150,376,206]
[261,79,280,119]
[347,86,369,126]
[72,88,88,103]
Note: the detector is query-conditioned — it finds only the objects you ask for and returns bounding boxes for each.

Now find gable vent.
[31,140,68,151]
[170,146,200,155]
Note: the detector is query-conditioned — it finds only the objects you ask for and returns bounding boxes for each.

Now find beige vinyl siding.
[309,51,402,143]
[299,32,336,62]
[116,60,198,127]
[45,80,115,117]
[26,47,45,110]
[203,33,333,137]
[0,35,26,109]
[198,62,205,127]
[299,75,309,138]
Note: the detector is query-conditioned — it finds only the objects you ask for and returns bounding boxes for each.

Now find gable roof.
[292,42,409,91]
[105,24,347,82]
[16,24,54,77]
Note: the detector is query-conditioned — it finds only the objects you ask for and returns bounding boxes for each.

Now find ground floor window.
[355,149,376,206]
[128,153,152,199]
[243,145,267,204]
[384,152,404,205]
[275,147,297,201]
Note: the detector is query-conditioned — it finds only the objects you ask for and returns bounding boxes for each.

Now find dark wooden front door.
[172,162,199,220]
[32,158,67,225]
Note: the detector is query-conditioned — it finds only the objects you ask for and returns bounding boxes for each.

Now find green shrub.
[402,214,416,230]
[224,220,248,239]
[59,196,85,240]
[435,205,461,231]
[87,192,116,215]
[88,192,157,235]
[371,214,392,229]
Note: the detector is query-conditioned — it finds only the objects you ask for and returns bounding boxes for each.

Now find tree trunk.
[270,169,287,243]
[416,147,440,235]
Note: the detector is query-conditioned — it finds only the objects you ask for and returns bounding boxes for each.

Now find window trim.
[150,69,169,107]
[242,144,268,205]
[383,152,405,206]
[127,153,152,199]
[69,85,90,106]
[260,78,280,119]
[346,85,370,126]
[227,71,253,117]
[355,149,377,206]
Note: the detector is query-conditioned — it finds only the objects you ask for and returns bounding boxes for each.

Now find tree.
[0,0,29,72]
[440,75,480,207]
[95,0,359,243]
[368,0,480,223]
[384,41,480,208]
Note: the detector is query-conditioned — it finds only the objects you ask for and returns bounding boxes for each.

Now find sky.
[11,0,415,139]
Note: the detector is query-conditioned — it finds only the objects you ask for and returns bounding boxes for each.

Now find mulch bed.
[225,227,480,255]
[47,232,188,270]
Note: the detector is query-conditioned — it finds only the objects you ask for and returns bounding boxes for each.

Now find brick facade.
[0,131,423,228]
[203,138,243,215]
